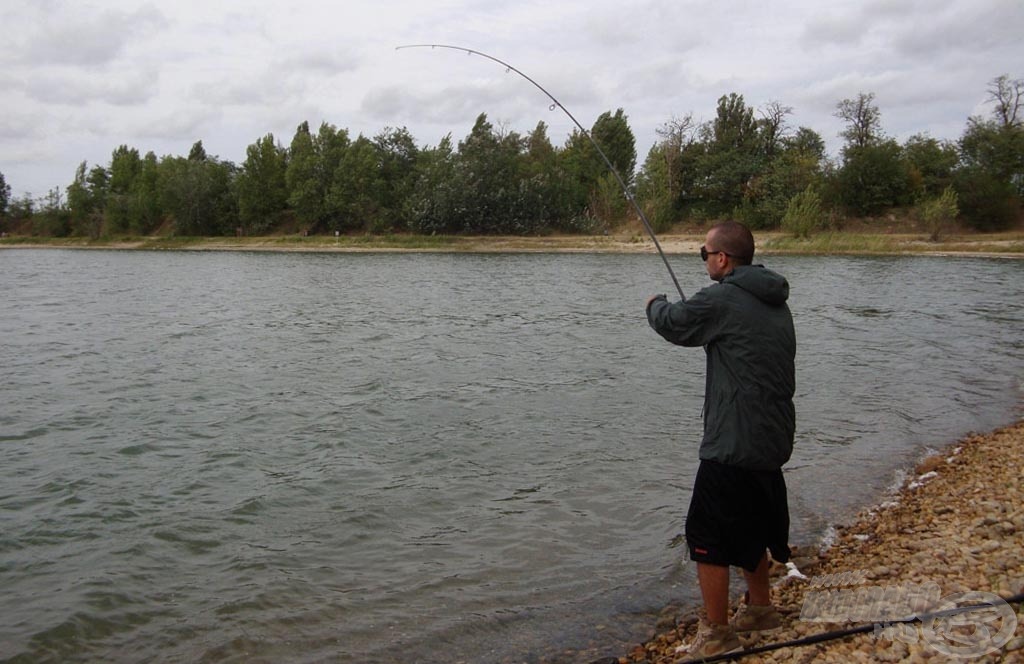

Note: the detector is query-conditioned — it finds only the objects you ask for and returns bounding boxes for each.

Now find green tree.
[8,193,34,221]
[591,108,637,186]
[327,134,383,232]
[558,109,637,223]
[237,133,287,234]
[955,74,1024,228]
[695,93,763,216]
[410,114,548,235]
[952,168,1018,230]
[737,107,826,229]
[588,109,636,222]
[902,134,958,199]
[742,128,826,229]
[557,129,597,218]
[522,121,582,231]
[109,145,141,193]
[837,140,913,215]
[286,121,320,230]
[959,118,1024,196]
[785,127,826,161]
[106,145,142,234]
[66,161,108,237]
[636,115,699,230]
[66,160,93,223]
[832,94,916,215]
[286,121,349,232]
[158,145,238,236]
[373,126,419,231]
[525,121,556,172]
[590,172,627,222]
[188,141,208,162]
[37,186,72,237]
[131,151,163,234]
[408,135,457,234]
[452,113,519,233]
[0,170,10,218]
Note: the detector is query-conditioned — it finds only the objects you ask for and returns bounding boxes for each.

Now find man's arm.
[645,291,717,347]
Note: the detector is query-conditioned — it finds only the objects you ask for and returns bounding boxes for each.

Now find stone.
[610,422,1024,664]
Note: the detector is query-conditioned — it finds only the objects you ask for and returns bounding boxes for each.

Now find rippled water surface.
[1,249,1021,662]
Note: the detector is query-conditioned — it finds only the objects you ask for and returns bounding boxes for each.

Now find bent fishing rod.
[396,43,686,300]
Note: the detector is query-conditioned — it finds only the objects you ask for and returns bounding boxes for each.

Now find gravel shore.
[617,419,1024,664]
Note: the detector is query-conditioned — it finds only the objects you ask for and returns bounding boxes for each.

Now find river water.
[1,249,1021,663]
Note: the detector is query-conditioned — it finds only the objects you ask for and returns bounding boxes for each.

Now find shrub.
[781,187,824,238]
[954,169,1020,231]
[917,187,959,241]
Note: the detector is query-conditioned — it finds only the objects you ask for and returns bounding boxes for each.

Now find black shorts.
[685,459,791,572]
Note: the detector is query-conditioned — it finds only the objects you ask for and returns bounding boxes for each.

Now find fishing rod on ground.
[587,591,1024,664]
[396,43,686,301]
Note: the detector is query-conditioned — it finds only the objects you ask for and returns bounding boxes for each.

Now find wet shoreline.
[613,420,1024,663]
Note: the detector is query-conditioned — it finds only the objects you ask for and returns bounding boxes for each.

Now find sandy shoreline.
[611,420,1024,664]
[2,231,1022,258]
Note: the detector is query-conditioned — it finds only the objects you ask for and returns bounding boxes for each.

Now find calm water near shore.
[1,249,1021,662]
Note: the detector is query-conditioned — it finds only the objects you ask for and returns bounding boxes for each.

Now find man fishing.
[645,220,796,658]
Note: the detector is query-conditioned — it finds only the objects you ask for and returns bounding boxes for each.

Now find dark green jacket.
[646,265,796,470]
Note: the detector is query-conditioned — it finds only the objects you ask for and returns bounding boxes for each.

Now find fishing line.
[396,43,686,300]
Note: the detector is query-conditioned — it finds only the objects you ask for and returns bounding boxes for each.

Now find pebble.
[615,421,1024,664]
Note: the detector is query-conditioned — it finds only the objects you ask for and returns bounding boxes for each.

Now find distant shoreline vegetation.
[0,75,1021,242]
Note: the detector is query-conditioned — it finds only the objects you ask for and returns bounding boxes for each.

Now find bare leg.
[741,552,771,606]
[696,562,730,624]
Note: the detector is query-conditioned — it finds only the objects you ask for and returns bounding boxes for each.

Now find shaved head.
[709,221,755,265]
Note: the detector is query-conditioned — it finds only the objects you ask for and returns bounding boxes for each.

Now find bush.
[781,187,825,238]
[644,195,678,234]
[33,210,72,237]
[954,169,1020,231]
[917,187,959,241]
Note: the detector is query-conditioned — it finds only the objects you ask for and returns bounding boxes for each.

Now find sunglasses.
[700,246,729,261]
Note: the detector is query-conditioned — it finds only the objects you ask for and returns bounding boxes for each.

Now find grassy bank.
[2,229,1023,257]
[761,230,1024,257]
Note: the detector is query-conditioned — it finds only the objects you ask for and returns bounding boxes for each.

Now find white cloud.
[0,0,1021,197]
[21,66,161,107]
[17,4,167,67]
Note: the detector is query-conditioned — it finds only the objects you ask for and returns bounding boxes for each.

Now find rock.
[609,421,1024,664]
[870,565,892,579]
[915,456,944,475]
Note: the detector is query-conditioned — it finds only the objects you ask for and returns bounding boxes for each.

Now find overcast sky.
[2,0,1022,199]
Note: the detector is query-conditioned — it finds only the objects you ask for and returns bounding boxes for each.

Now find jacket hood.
[722,264,790,305]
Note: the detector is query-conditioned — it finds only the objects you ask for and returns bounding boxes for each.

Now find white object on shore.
[908,470,938,489]
[785,561,808,580]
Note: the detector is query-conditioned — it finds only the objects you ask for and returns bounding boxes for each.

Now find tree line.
[1,74,1020,238]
